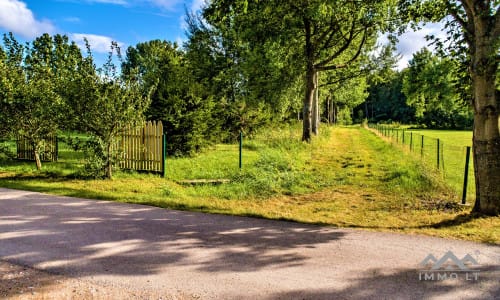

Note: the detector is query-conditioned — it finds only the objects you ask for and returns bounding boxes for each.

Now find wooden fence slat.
[114,121,163,174]
[16,135,57,162]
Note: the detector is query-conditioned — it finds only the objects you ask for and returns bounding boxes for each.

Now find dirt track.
[1,188,498,299]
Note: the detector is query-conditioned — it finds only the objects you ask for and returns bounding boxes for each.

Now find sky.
[0,0,445,69]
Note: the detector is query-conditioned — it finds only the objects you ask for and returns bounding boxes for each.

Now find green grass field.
[0,126,498,244]
[406,129,475,202]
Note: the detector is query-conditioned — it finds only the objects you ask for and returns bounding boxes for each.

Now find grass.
[406,129,475,201]
[0,125,498,244]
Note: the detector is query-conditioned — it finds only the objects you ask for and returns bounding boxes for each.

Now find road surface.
[0,188,498,299]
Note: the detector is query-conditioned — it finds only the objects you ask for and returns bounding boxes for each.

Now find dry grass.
[0,126,498,244]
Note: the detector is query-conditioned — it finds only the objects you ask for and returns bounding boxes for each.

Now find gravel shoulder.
[1,261,191,300]
[1,188,499,299]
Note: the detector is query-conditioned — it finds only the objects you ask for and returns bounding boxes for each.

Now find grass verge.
[0,125,498,244]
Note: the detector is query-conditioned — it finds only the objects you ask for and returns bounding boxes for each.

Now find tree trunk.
[106,142,113,179]
[302,66,315,142]
[333,101,338,125]
[312,71,319,135]
[467,8,500,215]
[326,95,331,125]
[471,48,500,215]
[34,149,42,170]
[302,17,314,142]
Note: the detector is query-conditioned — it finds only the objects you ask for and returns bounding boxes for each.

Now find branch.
[316,27,368,71]
[494,3,500,39]
[315,19,357,68]
[319,68,369,88]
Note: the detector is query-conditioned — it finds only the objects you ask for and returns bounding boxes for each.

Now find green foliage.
[402,48,472,129]
[71,42,152,178]
[201,0,396,140]
[123,39,217,155]
[0,33,82,169]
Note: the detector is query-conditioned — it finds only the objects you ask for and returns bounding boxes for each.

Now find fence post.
[410,132,413,152]
[55,136,59,161]
[402,130,405,145]
[162,133,166,177]
[421,135,424,158]
[436,139,440,170]
[239,131,243,170]
[462,146,471,204]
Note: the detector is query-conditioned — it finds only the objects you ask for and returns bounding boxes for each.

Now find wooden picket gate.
[16,135,58,161]
[116,121,166,175]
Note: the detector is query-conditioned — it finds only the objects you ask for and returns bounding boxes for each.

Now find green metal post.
[162,133,166,177]
[437,139,440,170]
[421,135,424,158]
[462,146,471,204]
[410,132,413,152]
[239,131,243,170]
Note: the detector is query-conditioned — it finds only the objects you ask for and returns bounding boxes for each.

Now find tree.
[399,0,500,215]
[73,42,152,178]
[204,0,395,141]
[123,39,217,155]
[185,9,277,141]
[0,33,81,169]
[402,48,472,128]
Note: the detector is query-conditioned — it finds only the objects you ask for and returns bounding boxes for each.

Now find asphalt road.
[0,188,499,299]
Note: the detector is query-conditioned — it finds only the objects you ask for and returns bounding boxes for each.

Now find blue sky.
[0,0,204,64]
[0,0,444,69]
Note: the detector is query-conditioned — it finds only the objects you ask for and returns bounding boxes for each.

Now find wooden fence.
[16,136,58,161]
[116,121,166,175]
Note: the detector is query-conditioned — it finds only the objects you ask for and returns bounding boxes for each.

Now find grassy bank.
[407,129,474,201]
[0,126,498,244]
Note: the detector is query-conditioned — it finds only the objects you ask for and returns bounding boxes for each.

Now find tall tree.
[400,0,500,215]
[0,33,81,169]
[402,48,472,128]
[74,43,152,178]
[204,0,395,141]
[123,39,217,154]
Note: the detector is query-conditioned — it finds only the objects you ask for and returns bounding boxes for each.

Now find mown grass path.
[0,127,498,243]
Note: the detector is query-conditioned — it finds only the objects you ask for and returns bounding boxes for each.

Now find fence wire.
[369,124,475,203]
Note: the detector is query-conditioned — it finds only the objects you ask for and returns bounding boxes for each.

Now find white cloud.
[59,0,185,11]
[85,0,128,4]
[71,33,125,53]
[144,0,182,11]
[0,0,55,38]
[191,0,205,12]
[63,17,81,23]
[394,22,447,70]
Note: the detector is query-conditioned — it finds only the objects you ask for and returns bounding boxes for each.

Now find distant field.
[406,129,474,203]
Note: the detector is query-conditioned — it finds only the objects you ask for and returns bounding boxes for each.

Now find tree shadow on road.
[266,265,500,300]
[1,188,498,299]
[0,189,344,292]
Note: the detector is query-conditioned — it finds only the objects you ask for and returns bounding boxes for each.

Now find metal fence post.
[421,135,424,158]
[462,146,471,204]
[239,131,243,170]
[410,132,413,152]
[437,139,440,170]
[162,133,166,177]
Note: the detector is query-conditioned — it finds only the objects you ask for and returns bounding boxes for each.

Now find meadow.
[406,129,474,202]
[0,125,498,244]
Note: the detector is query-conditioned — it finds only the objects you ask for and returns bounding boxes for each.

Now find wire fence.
[369,124,475,204]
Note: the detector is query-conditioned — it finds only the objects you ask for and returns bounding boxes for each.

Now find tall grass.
[0,125,497,243]
[407,129,475,202]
